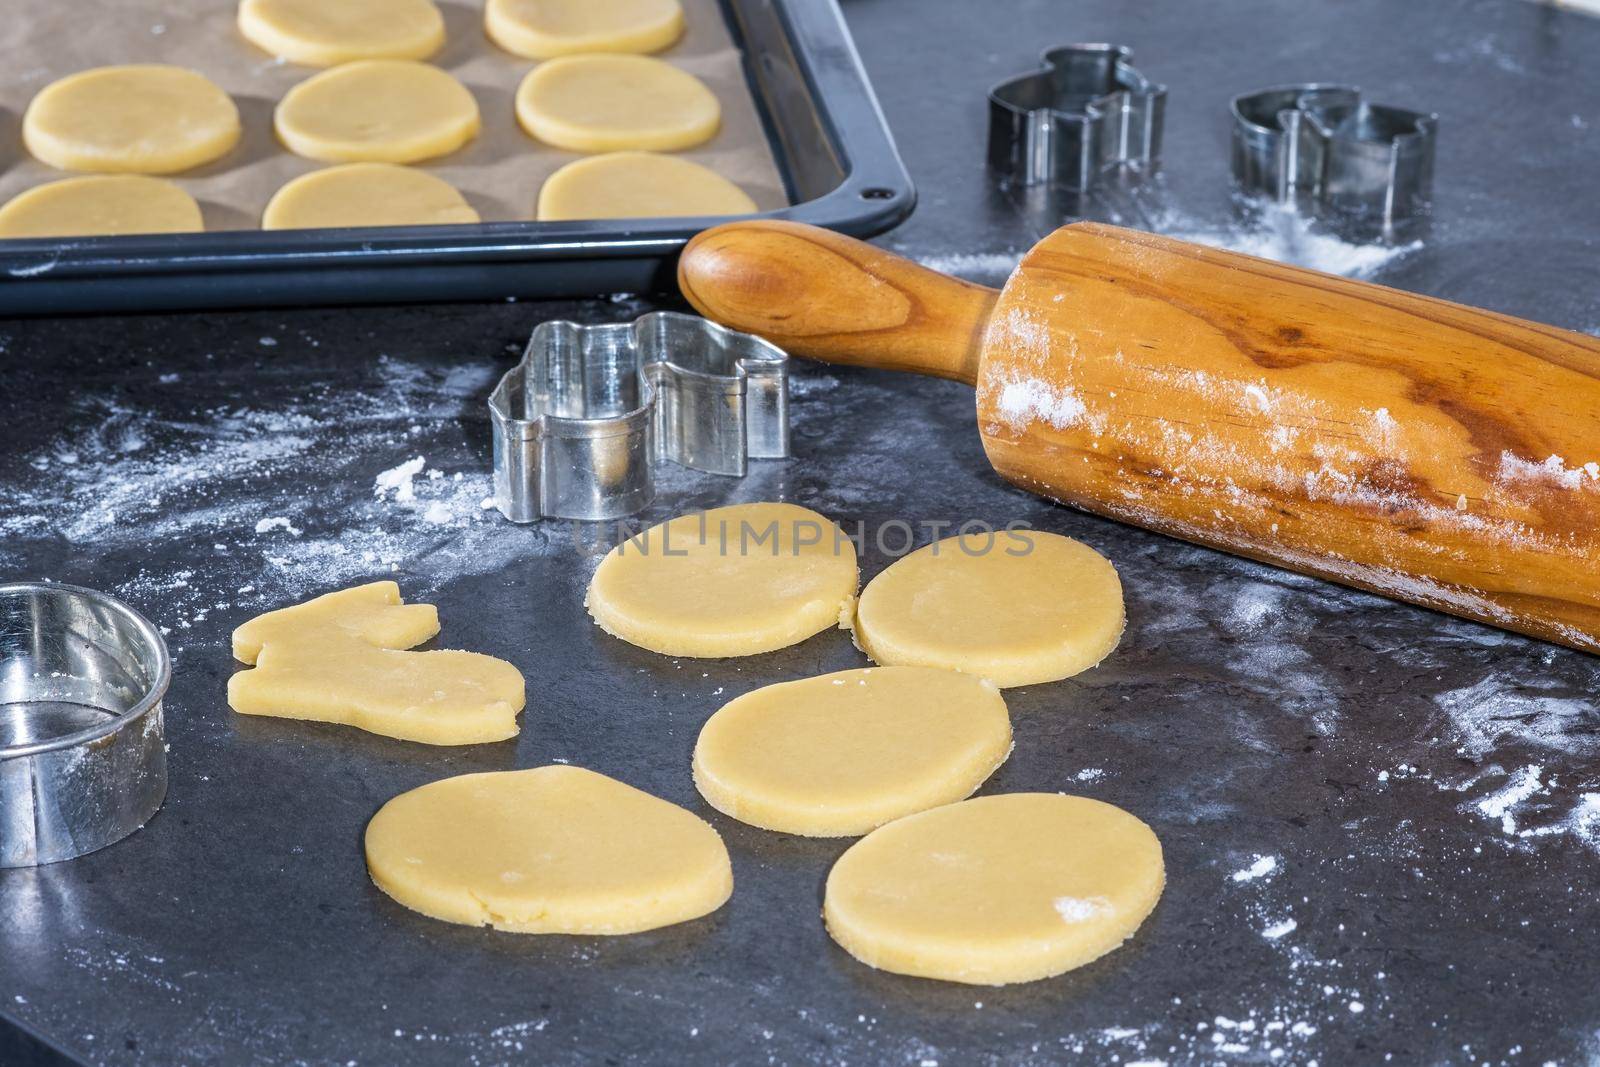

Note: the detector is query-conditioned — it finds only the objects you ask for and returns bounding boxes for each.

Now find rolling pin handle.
[678,220,997,386]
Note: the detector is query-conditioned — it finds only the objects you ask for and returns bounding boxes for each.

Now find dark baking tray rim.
[0,0,914,313]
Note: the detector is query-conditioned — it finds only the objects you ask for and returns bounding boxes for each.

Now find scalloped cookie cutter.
[1230,84,1438,227]
[987,44,1166,189]
[489,311,790,522]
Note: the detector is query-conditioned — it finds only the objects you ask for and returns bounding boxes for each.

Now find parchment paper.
[0,0,789,230]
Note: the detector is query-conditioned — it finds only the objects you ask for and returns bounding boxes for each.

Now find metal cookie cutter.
[1231,85,1438,228]
[489,311,790,522]
[988,44,1166,189]
[1,583,169,867]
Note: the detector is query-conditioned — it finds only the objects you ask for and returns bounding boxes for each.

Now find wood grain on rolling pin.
[976,223,1600,650]
[678,220,995,384]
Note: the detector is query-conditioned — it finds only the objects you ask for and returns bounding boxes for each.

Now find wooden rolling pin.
[678,220,1600,653]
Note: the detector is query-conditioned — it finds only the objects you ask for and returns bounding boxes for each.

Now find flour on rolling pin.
[967,230,1600,651]
[981,286,1600,641]
[987,302,1598,522]
[939,210,1433,434]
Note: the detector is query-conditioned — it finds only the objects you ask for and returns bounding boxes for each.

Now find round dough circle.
[486,0,684,59]
[238,0,446,66]
[538,152,756,221]
[515,55,719,152]
[693,666,1012,837]
[0,176,202,239]
[22,65,240,174]
[275,60,481,164]
[854,531,1124,687]
[823,793,1164,985]
[263,164,479,229]
[586,502,858,658]
[365,765,733,934]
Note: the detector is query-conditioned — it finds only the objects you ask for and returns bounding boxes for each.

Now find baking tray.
[0,0,914,315]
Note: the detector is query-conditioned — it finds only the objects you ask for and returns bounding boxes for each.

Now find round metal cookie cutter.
[0,582,169,867]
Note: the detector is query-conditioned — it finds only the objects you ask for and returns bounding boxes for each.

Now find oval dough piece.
[23,65,240,174]
[0,176,203,239]
[515,55,719,152]
[538,152,756,221]
[263,164,479,229]
[824,793,1164,985]
[275,60,481,164]
[854,530,1124,687]
[486,0,684,59]
[586,502,858,658]
[365,765,733,934]
[693,666,1012,837]
[238,0,446,66]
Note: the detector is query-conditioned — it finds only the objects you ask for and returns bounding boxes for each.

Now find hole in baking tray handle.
[859,187,895,200]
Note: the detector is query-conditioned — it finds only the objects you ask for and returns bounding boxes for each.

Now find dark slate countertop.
[3,1,1599,1064]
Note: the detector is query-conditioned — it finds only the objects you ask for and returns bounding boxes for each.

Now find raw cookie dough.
[263,163,479,229]
[823,793,1164,985]
[537,152,756,221]
[515,55,719,152]
[365,765,733,933]
[0,176,202,238]
[586,502,858,657]
[485,0,684,58]
[238,0,446,66]
[228,581,524,745]
[275,60,481,164]
[23,65,241,174]
[693,666,1012,837]
[854,531,1124,687]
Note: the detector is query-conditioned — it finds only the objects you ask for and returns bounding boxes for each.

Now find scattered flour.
[1400,673,1600,854]
[1433,677,1599,760]
[374,456,427,502]
[253,517,301,536]
[1473,764,1546,835]
[1157,203,1421,280]
[995,376,1085,431]
[1226,583,1285,631]
[911,250,1023,281]
[1217,845,1379,1053]
[907,202,1418,284]
[1496,451,1600,492]
[0,355,545,614]
[1432,34,1531,76]
[1450,762,1600,854]
[1569,794,1600,848]
[1053,896,1113,923]
[1231,854,1279,883]
[1061,998,1336,1064]
[1261,917,1298,940]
